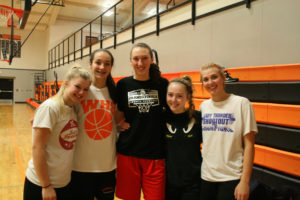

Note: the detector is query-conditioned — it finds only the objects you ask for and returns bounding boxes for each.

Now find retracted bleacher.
[27,81,63,109]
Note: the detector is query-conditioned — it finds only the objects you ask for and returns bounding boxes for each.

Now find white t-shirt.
[26,98,78,188]
[73,85,117,172]
[200,94,257,182]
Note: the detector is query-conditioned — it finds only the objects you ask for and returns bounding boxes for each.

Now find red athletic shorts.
[115,153,166,200]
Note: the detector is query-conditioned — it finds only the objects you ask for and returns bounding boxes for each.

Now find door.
[0,78,13,100]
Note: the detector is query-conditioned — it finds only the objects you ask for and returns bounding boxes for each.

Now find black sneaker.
[224,70,239,82]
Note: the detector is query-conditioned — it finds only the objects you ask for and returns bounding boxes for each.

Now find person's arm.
[32,128,57,200]
[115,108,130,132]
[234,131,255,200]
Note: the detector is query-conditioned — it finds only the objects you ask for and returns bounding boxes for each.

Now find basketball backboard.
[0,0,25,64]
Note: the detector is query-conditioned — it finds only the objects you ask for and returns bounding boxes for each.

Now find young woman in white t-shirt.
[70,49,118,200]
[23,66,91,200]
[199,63,257,200]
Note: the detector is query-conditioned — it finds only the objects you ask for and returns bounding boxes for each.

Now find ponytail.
[149,63,162,84]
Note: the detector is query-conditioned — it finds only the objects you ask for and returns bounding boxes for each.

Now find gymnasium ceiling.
[0,0,186,32]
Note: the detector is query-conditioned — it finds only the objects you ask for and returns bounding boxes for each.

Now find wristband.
[42,183,51,188]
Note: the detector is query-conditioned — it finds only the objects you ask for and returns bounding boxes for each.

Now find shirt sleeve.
[241,98,258,136]
[33,100,58,132]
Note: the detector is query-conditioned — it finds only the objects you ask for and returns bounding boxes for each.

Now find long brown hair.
[89,49,117,103]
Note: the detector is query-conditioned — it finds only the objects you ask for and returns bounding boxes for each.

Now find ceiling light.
[104,10,113,16]
[103,2,114,8]
[148,8,157,16]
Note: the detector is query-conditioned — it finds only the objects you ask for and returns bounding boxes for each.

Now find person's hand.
[42,185,57,200]
[117,119,130,132]
[234,181,250,200]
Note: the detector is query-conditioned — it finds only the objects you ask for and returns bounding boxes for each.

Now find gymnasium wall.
[0,28,48,102]
[48,20,116,49]
[45,0,300,80]
[0,68,44,102]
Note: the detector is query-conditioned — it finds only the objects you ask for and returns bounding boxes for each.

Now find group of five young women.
[23,42,257,200]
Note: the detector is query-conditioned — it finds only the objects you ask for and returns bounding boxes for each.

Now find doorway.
[0,78,14,103]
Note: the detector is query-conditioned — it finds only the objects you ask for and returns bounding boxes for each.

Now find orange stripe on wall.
[254,144,300,177]
[227,63,300,82]
[180,71,201,83]
[194,83,211,99]
[252,103,300,128]
[113,76,126,84]
[162,72,181,81]
[113,63,300,84]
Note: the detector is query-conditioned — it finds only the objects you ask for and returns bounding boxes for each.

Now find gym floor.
[0,103,144,200]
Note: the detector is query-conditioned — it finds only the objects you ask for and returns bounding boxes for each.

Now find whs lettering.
[81,100,115,114]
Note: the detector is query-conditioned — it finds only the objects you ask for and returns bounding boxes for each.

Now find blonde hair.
[169,75,195,119]
[52,65,92,113]
[200,63,225,83]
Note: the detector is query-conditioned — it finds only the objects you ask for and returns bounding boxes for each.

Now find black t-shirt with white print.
[164,110,202,187]
[116,76,168,159]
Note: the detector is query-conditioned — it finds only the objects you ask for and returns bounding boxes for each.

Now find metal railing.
[48,0,251,69]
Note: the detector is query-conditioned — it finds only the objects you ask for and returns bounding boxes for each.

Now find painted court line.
[7,108,25,183]
[0,185,23,189]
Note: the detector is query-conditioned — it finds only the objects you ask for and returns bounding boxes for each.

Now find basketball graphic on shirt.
[84,108,113,140]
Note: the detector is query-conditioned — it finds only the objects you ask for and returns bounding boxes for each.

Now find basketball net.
[136,103,152,113]
[0,5,23,63]
[0,5,24,28]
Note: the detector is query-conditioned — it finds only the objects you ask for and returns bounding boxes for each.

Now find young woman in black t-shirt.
[164,76,202,200]
[115,43,168,200]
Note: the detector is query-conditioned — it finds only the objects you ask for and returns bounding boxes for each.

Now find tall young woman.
[71,49,118,200]
[115,43,168,200]
[23,66,92,200]
[200,63,257,200]
[164,76,202,200]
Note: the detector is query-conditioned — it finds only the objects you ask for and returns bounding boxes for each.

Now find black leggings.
[166,182,200,200]
[23,177,72,200]
[70,170,116,200]
[200,179,240,200]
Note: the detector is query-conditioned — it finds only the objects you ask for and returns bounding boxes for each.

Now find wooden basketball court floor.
[0,103,33,199]
[0,103,144,200]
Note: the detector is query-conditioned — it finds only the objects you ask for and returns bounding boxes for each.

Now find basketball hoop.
[0,59,9,63]
[136,103,152,113]
[0,34,22,64]
[0,5,24,28]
